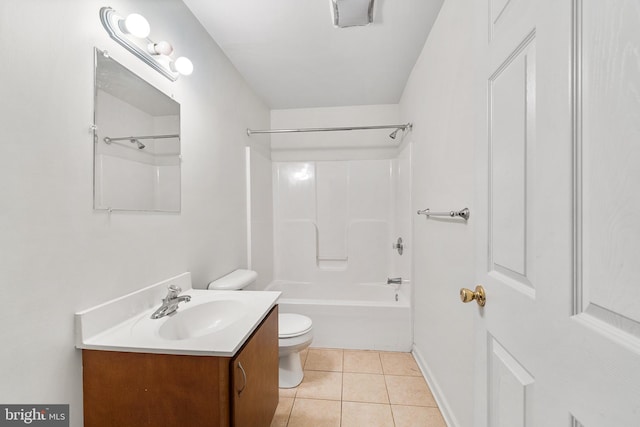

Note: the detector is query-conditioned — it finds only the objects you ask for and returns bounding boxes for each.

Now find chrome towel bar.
[417,207,470,220]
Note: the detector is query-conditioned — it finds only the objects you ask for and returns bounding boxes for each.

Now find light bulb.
[172,57,194,76]
[119,13,150,38]
[147,41,174,56]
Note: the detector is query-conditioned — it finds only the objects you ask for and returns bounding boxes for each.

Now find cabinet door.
[231,306,279,427]
[82,350,231,427]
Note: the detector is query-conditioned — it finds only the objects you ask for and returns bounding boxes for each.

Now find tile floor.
[270,348,447,427]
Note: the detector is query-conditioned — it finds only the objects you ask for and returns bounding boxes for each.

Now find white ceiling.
[183,0,444,109]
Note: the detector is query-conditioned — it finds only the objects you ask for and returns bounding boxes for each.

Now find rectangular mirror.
[93,48,181,212]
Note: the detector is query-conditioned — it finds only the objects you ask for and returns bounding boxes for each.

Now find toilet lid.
[279,313,313,338]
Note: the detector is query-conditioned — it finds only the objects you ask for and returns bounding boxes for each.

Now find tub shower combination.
[248,123,413,352]
[264,155,411,351]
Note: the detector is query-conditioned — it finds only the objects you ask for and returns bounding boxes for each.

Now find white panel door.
[473,0,640,426]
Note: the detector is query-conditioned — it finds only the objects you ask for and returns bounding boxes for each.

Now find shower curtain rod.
[246,123,412,136]
[103,134,179,143]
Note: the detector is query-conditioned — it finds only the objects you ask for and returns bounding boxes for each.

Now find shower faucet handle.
[387,277,403,285]
[392,237,404,255]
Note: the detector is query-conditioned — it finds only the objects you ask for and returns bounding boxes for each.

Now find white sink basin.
[76,274,281,357]
[158,300,246,340]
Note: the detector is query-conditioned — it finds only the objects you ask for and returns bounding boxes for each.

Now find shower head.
[130,138,146,149]
[389,129,400,140]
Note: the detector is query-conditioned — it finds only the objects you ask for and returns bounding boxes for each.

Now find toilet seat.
[279,313,313,338]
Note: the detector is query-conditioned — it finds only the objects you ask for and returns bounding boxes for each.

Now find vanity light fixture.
[99,7,193,81]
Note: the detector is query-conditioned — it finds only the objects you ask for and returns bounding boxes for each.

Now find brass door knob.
[460,285,486,307]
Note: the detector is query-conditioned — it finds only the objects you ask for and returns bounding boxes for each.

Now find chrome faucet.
[387,277,403,285]
[151,285,191,319]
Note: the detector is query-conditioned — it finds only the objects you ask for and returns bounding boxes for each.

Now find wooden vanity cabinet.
[82,306,279,427]
[230,305,279,426]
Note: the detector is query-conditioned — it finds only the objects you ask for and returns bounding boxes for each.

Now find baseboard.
[412,345,461,427]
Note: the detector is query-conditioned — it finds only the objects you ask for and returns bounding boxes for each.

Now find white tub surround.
[273,159,397,283]
[75,273,280,357]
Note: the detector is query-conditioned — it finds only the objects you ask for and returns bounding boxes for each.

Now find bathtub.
[265,280,412,351]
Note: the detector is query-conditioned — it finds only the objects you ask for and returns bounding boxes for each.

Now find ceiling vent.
[331,0,375,28]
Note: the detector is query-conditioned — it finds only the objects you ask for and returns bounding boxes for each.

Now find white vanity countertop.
[75,273,281,357]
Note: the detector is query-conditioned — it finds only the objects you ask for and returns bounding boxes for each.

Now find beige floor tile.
[343,350,383,374]
[342,372,389,404]
[380,352,422,376]
[287,398,341,427]
[279,386,297,398]
[392,405,447,427]
[296,370,343,400]
[341,402,395,427]
[385,375,436,406]
[270,397,294,427]
[305,348,343,372]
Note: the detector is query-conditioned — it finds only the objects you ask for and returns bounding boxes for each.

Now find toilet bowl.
[278,313,313,388]
[208,269,313,389]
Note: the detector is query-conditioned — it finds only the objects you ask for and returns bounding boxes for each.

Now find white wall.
[400,1,476,426]
[0,0,269,424]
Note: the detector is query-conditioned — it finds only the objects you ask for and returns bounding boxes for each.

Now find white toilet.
[208,269,313,388]
[277,313,313,388]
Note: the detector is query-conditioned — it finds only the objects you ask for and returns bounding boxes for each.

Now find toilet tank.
[207,269,258,290]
